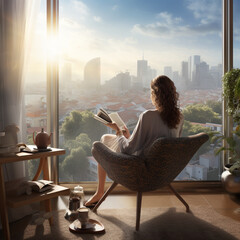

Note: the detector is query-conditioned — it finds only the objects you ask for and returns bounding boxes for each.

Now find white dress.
[100,109,184,156]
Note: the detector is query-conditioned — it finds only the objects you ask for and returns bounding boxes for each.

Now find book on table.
[27,179,54,193]
[94,108,126,130]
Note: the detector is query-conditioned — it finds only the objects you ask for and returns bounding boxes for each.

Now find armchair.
[91,132,209,231]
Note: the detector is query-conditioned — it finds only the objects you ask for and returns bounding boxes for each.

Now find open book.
[27,180,53,193]
[94,108,126,130]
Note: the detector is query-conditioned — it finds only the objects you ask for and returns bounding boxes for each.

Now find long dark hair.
[151,75,181,129]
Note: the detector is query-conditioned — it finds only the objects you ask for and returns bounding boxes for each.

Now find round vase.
[221,170,240,193]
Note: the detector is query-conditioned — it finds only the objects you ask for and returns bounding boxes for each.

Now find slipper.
[84,201,99,209]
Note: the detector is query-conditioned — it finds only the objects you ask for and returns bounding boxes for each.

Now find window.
[57,0,223,182]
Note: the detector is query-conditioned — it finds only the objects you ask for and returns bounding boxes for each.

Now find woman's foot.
[84,193,103,208]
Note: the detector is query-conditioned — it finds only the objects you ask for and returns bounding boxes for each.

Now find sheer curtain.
[0,0,40,222]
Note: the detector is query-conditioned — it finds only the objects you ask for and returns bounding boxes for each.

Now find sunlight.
[47,33,59,62]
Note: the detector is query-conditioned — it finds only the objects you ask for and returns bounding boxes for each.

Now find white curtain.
[0,0,41,223]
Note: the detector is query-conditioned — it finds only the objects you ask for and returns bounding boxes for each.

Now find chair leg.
[135,191,142,231]
[168,184,190,212]
[92,181,118,212]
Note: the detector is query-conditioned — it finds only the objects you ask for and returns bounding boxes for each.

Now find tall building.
[188,55,200,82]
[105,72,131,92]
[164,66,172,79]
[84,57,100,89]
[137,59,148,88]
[148,67,157,80]
[181,61,189,90]
[210,64,222,88]
[195,61,212,89]
[172,71,180,86]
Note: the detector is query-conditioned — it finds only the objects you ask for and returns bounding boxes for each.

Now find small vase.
[221,169,240,193]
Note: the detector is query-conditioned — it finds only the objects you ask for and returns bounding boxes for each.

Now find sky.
[26,0,240,84]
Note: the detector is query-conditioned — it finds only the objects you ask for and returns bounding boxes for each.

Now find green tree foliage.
[61,110,106,142]
[61,147,88,181]
[182,120,210,137]
[182,104,221,124]
[65,133,92,156]
[61,110,83,140]
[206,100,222,115]
[60,133,92,181]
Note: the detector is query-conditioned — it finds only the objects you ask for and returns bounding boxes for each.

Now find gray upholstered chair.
[91,132,209,231]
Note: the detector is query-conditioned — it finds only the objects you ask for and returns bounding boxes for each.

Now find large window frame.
[46,0,234,191]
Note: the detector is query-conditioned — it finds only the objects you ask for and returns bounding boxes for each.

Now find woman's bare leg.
[84,163,106,206]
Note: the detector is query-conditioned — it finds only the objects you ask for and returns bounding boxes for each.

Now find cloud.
[72,0,89,17]
[186,0,221,24]
[133,20,221,38]
[93,16,102,22]
[156,12,182,25]
[132,0,221,39]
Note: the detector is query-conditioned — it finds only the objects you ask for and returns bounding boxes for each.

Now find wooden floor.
[54,191,240,222]
[1,191,240,240]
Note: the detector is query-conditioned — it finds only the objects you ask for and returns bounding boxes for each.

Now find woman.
[84,75,184,207]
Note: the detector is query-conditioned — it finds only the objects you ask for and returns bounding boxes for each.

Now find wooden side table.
[0,147,70,240]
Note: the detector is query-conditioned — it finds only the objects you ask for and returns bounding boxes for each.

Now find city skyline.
[58,0,223,79]
[58,54,222,93]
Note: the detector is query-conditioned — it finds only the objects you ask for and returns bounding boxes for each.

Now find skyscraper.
[84,57,100,89]
[137,59,148,88]
[195,61,212,89]
[164,66,172,79]
[181,61,189,89]
[188,55,200,83]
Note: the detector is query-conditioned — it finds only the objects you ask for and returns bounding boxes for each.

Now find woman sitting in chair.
[84,75,184,208]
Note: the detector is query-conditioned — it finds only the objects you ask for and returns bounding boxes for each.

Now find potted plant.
[209,128,240,193]
[210,68,240,193]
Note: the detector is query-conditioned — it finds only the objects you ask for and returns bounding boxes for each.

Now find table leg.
[42,157,53,225]
[0,164,10,240]
[32,158,45,181]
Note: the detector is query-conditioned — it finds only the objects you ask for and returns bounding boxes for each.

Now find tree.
[61,110,106,142]
[182,104,221,124]
[182,120,210,137]
[61,147,88,181]
[61,110,83,140]
[206,100,222,115]
[60,133,92,181]
[65,133,92,155]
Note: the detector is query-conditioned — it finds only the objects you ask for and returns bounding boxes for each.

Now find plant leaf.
[214,147,230,155]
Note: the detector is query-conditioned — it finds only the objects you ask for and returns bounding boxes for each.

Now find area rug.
[5,206,240,240]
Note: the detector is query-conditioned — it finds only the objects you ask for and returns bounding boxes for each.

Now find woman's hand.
[106,123,120,134]
[122,126,130,139]
[106,123,130,138]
